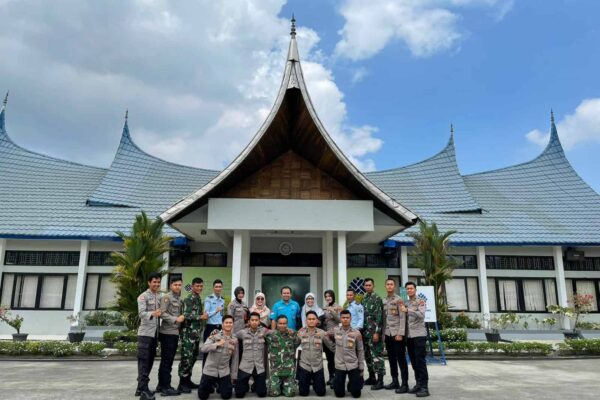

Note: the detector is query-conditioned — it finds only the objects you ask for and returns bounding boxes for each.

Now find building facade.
[1,24,600,336]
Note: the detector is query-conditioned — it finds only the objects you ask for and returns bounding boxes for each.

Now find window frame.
[566,278,600,313]
[0,273,76,310]
[489,277,558,313]
[444,277,481,312]
[83,273,115,311]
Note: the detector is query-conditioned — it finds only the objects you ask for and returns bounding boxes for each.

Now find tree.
[407,220,459,322]
[110,212,172,330]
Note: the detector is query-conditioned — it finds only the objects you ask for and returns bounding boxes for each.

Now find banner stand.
[425,321,447,365]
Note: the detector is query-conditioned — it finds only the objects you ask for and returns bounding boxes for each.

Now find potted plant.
[67,312,86,343]
[549,294,595,339]
[485,313,519,342]
[484,313,500,343]
[0,305,27,341]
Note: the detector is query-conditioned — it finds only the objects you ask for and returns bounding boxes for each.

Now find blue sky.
[1,0,599,192]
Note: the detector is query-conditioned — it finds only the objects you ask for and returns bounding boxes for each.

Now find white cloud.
[0,0,384,171]
[526,98,600,150]
[334,0,513,61]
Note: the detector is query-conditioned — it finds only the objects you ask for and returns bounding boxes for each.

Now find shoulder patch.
[138,295,145,300]
[419,300,425,306]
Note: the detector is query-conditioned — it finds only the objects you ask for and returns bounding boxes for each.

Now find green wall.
[333,267,387,297]
[182,267,232,300]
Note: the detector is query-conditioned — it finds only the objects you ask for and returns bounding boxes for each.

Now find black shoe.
[416,387,430,397]
[384,378,399,390]
[408,385,420,394]
[177,378,192,394]
[371,374,384,390]
[364,374,376,385]
[327,376,334,387]
[140,390,156,400]
[135,389,141,397]
[160,387,181,396]
[395,384,409,394]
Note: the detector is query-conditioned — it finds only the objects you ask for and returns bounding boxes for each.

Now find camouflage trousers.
[364,334,385,375]
[268,374,298,397]
[178,329,200,378]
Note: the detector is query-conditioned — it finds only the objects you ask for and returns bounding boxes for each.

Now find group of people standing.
[135,274,430,399]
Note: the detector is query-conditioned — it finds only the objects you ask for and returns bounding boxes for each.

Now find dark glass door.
[261,274,311,308]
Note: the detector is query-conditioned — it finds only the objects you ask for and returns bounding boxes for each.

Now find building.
[1,21,599,336]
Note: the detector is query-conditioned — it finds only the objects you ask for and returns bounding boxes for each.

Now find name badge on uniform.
[346,338,355,348]
[391,308,398,315]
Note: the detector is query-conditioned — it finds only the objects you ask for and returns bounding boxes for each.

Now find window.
[485,255,554,270]
[170,252,227,267]
[88,251,115,266]
[4,251,80,266]
[347,253,399,268]
[564,257,600,271]
[408,254,477,269]
[0,273,77,310]
[84,274,117,310]
[565,279,600,312]
[445,278,481,311]
[488,278,558,312]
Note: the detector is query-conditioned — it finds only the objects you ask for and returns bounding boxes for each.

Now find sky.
[1,0,599,193]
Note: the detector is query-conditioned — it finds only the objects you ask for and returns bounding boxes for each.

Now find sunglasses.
[256,297,265,300]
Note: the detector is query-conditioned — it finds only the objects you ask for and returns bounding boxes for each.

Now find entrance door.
[261,274,311,308]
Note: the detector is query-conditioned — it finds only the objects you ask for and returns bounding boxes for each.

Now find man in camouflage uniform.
[177,277,207,393]
[361,277,385,390]
[136,273,162,400]
[264,315,298,397]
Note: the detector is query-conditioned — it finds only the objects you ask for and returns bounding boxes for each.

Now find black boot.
[160,386,181,396]
[140,386,156,400]
[364,372,376,385]
[395,383,409,394]
[384,377,399,390]
[371,374,384,390]
[416,386,430,397]
[327,375,334,387]
[408,384,420,394]
[177,377,192,394]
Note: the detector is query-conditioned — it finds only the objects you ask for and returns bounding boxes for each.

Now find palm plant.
[407,220,459,321]
[110,212,172,330]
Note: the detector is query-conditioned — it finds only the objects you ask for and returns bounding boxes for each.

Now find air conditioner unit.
[565,248,585,262]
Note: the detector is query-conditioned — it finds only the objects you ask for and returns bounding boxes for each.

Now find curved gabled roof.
[86,120,218,209]
[366,131,481,213]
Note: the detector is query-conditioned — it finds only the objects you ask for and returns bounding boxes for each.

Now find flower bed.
[435,341,553,356]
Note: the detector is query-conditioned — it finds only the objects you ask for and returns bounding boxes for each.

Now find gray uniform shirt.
[406,298,427,338]
[383,294,406,337]
[323,304,342,331]
[137,289,161,338]
[236,327,268,374]
[330,326,365,371]
[228,300,249,334]
[201,330,239,379]
[296,327,334,372]
[159,291,182,335]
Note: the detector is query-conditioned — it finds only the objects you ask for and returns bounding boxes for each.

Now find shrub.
[560,339,600,355]
[118,330,138,343]
[575,321,600,330]
[78,342,106,356]
[84,311,125,327]
[431,328,467,342]
[103,330,123,343]
[434,341,553,356]
[0,341,75,357]
[452,312,481,329]
[114,341,138,356]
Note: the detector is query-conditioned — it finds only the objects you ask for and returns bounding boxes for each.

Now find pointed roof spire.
[2,91,7,109]
[287,14,300,62]
[0,91,8,132]
[125,108,129,121]
[121,108,131,140]
[550,108,555,124]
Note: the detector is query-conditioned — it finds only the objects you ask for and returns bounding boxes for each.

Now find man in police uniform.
[382,278,408,393]
[400,281,429,397]
[198,315,239,400]
[234,312,268,398]
[361,278,385,390]
[136,273,162,399]
[157,277,184,396]
[329,309,365,398]
[345,289,364,330]
[178,277,207,393]
[295,310,334,396]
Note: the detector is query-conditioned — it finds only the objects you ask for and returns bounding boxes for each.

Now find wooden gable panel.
[223,150,356,200]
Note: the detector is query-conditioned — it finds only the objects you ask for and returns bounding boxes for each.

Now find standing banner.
[416,286,437,323]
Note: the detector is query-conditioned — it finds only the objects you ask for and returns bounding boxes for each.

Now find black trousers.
[137,335,158,389]
[158,333,179,388]
[384,334,408,384]
[406,336,429,388]
[198,374,232,400]
[235,368,267,398]
[333,368,363,398]
[297,366,326,397]
[202,324,222,370]
[324,346,335,380]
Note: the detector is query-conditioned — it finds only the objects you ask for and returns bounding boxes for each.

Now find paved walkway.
[0,359,599,399]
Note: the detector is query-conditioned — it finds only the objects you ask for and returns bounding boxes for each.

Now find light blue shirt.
[346,300,364,329]
[270,299,301,330]
[204,294,225,325]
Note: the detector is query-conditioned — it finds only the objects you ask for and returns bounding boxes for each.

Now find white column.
[337,232,347,300]
[553,246,571,330]
[322,232,334,291]
[72,240,90,319]
[0,239,6,294]
[400,246,409,286]
[232,230,249,298]
[476,246,491,328]
[161,251,170,291]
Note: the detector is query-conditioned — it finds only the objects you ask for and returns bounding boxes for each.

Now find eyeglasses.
[256,297,264,300]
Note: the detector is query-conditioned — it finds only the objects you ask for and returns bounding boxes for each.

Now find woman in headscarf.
[323,289,342,386]
[301,292,324,328]
[227,286,249,334]
[249,292,271,328]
